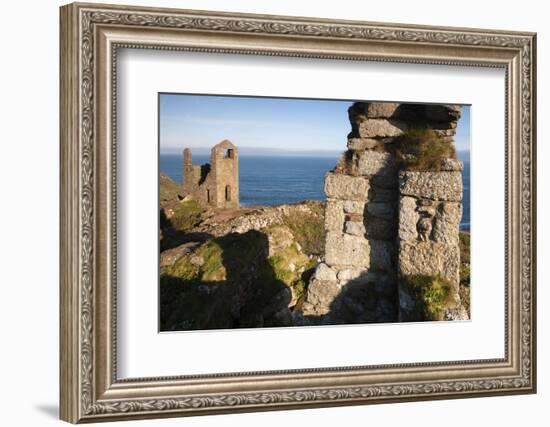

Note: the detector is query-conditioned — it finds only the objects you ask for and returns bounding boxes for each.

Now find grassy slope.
[159,174,325,330]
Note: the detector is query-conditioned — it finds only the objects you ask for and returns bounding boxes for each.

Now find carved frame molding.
[60,2,536,423]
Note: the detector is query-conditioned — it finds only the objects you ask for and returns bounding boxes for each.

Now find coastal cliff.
[159,101,471,330]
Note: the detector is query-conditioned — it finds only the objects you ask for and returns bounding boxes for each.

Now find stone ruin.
[182,140,239,209]
[300,102,468,324]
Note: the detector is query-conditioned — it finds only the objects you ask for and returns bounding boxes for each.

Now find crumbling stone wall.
[300,102,467,324]
[182,140,239,209]
[300,150,399,324]
[397,162,466,321]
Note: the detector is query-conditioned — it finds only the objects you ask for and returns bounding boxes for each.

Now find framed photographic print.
[60,2,537,423]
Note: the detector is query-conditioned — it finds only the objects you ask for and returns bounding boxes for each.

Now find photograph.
[56,2,536,422]
[158,95,471,331]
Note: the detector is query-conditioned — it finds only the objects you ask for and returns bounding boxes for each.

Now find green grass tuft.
[402,274,452,321]
[280,201,325,257]
[393,128,455,171]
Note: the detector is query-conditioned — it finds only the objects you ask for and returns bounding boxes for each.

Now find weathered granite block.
[325,232,370,268]
[347,138,379,151]
[349,102,401,119]
[432,202,462,244]
[399,170,463,202]
[356,151,396,176]
[398,196,419,241]
[364,102,401,118]
[358,119,406,138]
[325,199,345,232]
[324,173,370,201]
[398,241,460,287]
[424,104,461,122]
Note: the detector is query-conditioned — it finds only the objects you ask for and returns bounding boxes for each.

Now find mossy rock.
[160,230,302,331]
[159,173,183,206]
[280,201,325,256]
[169,200,204,232]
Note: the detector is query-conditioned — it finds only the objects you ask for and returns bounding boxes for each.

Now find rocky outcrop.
[159,177,325,331]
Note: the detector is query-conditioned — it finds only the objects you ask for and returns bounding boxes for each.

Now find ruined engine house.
[182,140,239,209]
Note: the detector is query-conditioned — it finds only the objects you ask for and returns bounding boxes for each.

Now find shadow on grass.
[160,230,293,331]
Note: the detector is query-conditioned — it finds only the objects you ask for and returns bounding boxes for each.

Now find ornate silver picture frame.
[60,2,536,423]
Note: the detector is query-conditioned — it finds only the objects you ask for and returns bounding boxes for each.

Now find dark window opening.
[206,189,211,203]
[225,185,231,202]
[225,149,234,159]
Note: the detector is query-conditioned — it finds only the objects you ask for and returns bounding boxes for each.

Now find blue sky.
[159,94,470,154]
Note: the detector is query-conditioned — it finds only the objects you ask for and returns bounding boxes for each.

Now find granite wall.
[299,102,468,324]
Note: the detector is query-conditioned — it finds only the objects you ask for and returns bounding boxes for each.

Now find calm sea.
[160,153,471,231]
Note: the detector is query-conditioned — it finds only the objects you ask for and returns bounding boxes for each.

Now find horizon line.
[160,146,471,155]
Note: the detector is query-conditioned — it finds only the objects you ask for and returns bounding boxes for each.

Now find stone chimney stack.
[182,148,194,194]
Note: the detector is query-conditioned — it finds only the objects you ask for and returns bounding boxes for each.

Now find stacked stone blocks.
[182,139,239,209]
[397,162,465,321]
[301,101,467,324]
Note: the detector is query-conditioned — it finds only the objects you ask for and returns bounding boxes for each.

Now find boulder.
[301,279,341,316]
[313,263,337,281]
[159,241,201,268]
